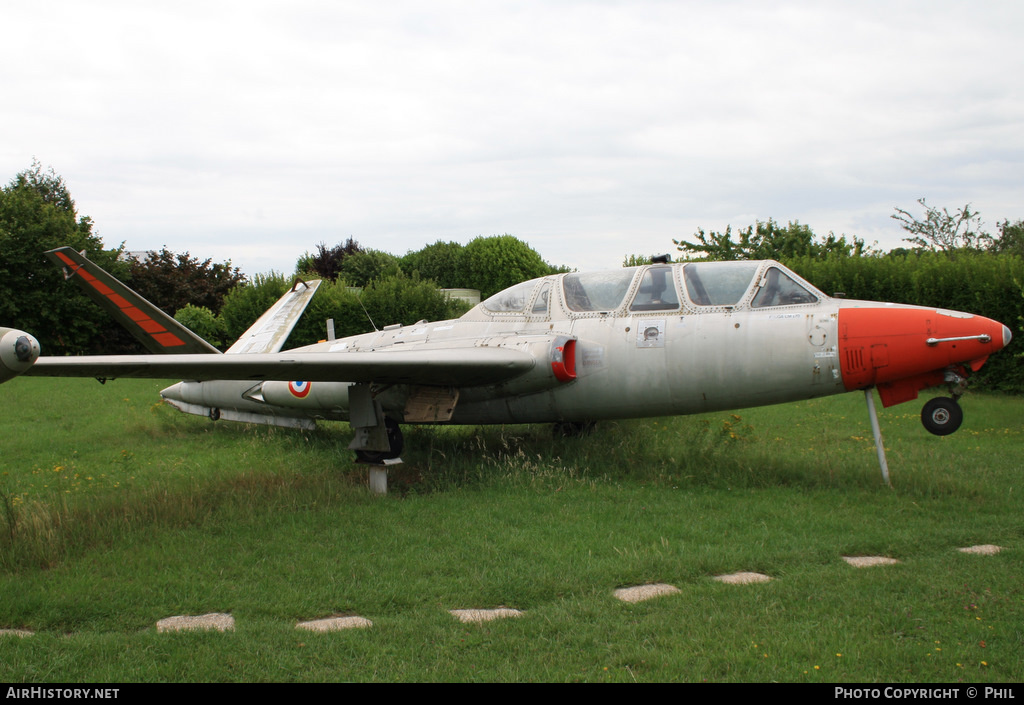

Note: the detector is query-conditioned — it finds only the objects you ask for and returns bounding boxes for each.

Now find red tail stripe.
[137,319,167,334]
[57,251,184,349]
[152,333,186,347]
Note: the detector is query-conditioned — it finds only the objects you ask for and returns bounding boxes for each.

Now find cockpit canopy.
[563,270,638,312]
[683,261,818,308]
[473,260,821,319]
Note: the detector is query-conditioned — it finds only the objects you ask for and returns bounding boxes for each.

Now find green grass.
[1,378,1022,682]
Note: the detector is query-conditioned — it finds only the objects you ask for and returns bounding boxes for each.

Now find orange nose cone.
[838,306,1009,398]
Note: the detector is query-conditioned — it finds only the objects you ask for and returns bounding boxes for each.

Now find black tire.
[355,417,404,464]
[921,397,963,436]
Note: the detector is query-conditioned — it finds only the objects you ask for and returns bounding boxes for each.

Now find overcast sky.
[3,1,1022,276]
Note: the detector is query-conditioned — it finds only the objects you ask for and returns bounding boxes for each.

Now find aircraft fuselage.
[159,260,1010,431]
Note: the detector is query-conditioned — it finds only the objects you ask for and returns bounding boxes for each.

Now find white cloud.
[2,0,1022,274]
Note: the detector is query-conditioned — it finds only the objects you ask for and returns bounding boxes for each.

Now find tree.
[126,247,245,316]
[0,162,126,354]
[401,240,467,289]
[462,235,557,299]
[338,249,402,287]
[891,198,991,251]
[298,238,363,281]
[674,219,868,261]
[988,219,1024,256]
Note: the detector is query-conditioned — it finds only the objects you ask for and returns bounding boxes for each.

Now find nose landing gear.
[921,397,963,436]
[865,366,973,486]
[920,368,968,436]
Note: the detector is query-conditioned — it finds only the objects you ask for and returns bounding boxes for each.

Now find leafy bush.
[360,272,467,329]
[219,272,469,349]
[173,304,228,349]
[290,279,366,344]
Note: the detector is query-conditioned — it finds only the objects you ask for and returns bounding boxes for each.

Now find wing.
[25,347,535,387]
[45,247,221,354]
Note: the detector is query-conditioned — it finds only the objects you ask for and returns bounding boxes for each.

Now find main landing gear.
[354,416,404,465]
[352,416,404,497]
[347,383,405,495]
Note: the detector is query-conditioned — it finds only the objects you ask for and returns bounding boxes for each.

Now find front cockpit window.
[751,267,818,307]
[629,266,680,311]
[563,269,638,312]
[482,280,539,313]
[682,261,760,307]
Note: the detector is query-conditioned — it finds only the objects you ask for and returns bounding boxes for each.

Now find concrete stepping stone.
[958,544,1002,555]
[296,616,373,631]
[614,583,680,603]
[156,613,234,632]
[0,629,33,638]
[713,571,773,585]
[842,556,900,567]
[449,608,522,623]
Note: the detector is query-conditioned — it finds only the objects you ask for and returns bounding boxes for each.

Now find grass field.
[1,377,1022,682]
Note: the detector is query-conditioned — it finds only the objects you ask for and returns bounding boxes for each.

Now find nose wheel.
[921,397,963,436]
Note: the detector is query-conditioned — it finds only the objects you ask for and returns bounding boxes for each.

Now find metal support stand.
[864,388,892,487]
[369,467,388,495]
[368,457,403,496]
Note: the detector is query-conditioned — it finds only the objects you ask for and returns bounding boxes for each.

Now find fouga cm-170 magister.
[0,247,1013,485]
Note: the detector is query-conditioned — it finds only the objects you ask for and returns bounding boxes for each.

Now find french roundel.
[288,381,311,398]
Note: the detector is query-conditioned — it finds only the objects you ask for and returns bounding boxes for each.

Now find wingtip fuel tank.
[0,327,40,383]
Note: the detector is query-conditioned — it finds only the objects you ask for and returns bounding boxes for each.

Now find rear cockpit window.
[482,280,539,312]
[563,269,637,312]
[683,261,759,307]
[629,266,680,312]
[751,267,818,307]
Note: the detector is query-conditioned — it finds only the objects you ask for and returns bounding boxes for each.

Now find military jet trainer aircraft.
[0,247,1012,484]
